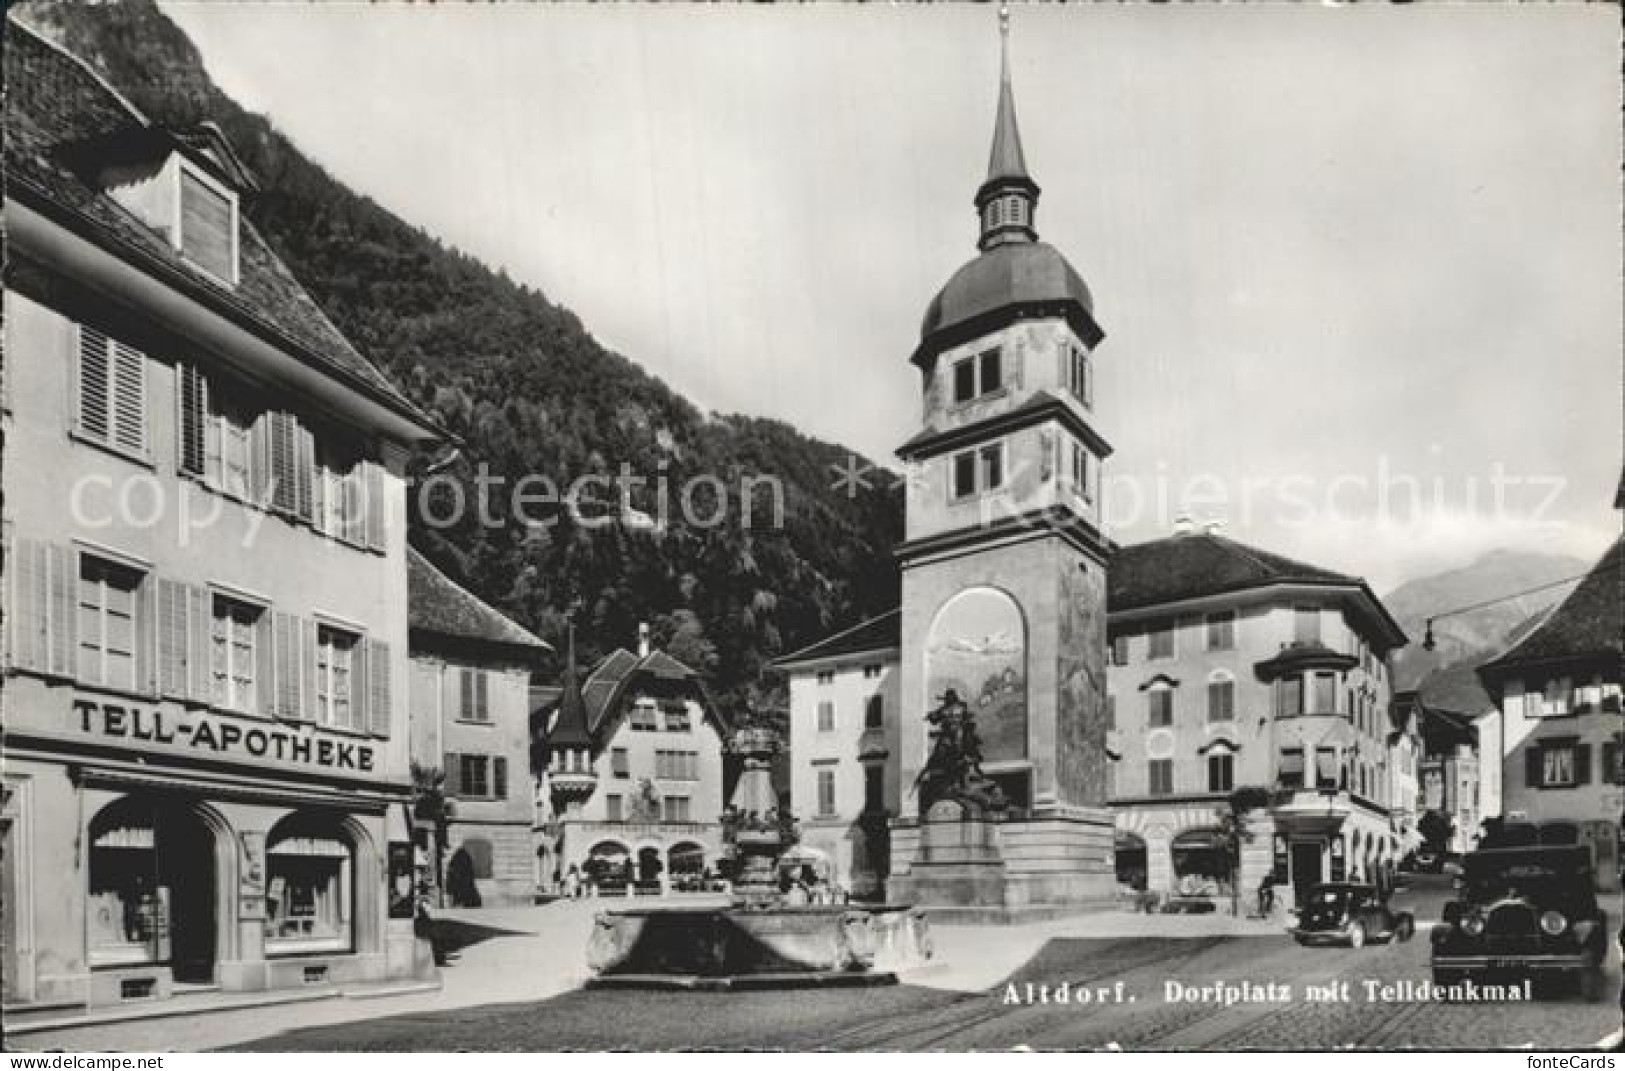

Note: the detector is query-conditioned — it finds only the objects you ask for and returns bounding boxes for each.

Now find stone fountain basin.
[585,903,933,990]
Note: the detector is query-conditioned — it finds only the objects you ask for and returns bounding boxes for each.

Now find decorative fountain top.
[721,720,799,909]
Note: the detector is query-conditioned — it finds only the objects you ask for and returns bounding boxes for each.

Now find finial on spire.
[977,0,1038,249]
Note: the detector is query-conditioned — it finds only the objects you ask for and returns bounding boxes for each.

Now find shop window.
[266,816,353,955]
[88,799,166,968]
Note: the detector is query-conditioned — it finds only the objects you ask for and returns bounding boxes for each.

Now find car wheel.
[1396,915,1415,942]
[1579,965,1606,1002]
[1348,921,1366,949]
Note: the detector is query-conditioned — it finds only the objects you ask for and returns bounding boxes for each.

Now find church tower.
[889,10,1116,913]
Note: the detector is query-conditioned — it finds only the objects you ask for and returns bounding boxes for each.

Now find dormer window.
[177,159,239,284]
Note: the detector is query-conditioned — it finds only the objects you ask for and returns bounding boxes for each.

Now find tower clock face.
[926,587,1028,763]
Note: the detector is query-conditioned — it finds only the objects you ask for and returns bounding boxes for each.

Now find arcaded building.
[2,23,441,1009]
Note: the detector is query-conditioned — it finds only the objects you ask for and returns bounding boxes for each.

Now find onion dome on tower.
[914,10,1103,367]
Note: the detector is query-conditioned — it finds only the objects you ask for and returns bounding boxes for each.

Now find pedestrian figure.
[1257,874,1276,919]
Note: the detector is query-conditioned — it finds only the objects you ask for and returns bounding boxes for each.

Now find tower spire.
[976,3,1040,250]
[549,618,591,750]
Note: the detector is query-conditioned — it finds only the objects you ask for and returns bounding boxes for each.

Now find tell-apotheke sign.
[74,696,378,773]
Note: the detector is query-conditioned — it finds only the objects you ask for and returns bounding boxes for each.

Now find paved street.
[16,881,1619,1052]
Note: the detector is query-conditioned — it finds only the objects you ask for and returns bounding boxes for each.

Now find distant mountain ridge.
[1383,549,1587,706]
[12,0,903,718]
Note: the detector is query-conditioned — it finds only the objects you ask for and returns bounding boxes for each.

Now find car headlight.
[1462,911,1486,936]
[1539,910,1568,936]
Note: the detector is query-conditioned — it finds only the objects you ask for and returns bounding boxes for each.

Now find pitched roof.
[775,610,901,668]
[407,548,548,652]
[783,532,1406,662]
[1108,532,1360,613]
[1480,535,1624,674]
[5,22,437,437]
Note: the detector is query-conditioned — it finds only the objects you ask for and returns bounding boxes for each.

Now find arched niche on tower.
[925,586,1028,763]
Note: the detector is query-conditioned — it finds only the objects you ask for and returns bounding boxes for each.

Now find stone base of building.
[886,807,1117,921]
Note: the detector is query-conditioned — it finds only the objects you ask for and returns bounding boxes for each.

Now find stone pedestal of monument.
[888,800,1118,924]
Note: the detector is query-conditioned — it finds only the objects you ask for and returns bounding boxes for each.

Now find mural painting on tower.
[926,588,1028,764]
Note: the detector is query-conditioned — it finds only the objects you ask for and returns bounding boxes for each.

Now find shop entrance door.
[1290,841,1322,903]
[158,806,216,984]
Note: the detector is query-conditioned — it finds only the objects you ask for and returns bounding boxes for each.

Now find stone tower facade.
[888,14,1117,914]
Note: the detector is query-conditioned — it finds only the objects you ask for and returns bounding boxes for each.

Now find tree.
[1217,785,1272,917]
[1418,809,1455,852]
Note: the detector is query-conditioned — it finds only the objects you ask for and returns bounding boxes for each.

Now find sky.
[158,2,1622,592]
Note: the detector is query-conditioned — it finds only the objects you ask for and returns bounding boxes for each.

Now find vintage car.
[1291,882,1415,948]
[1430,823,1608,999]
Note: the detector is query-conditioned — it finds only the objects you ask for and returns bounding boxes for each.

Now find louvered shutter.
[444,753,463,797]
[341,470,361,546]
[476,672,489,721]
[254,610,276,717]
[366,637,392,738]
[494,757,508,801]
[273,611,302,720]
[299,618,319,722]
[1526,747,1544,788]
[249,414,273,507]
[311,464,329,535]
[294,427,315,524]
[157,579,189,698]
[267,412,299,515]
[204,414,223,488]
[180,168,235,281]
[45,543,77,679]
[177,364,209,477]
[1604,741,1620,787]
[363,463,386,552]
[110,342,146,456]
[185,584,213,702]
[8,537,46,673]
[458,669,473,721]
[77,326,111,442]
[134,574,159,697]
[1575,744,1593,786]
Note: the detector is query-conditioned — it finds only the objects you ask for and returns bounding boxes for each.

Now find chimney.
[637,622,651,658]
[1173,513,1196,537]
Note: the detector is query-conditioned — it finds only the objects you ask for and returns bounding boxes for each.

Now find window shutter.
[1526,747,1544,788]
[8,537,47,673]
[204,413,223,487]
[157,579,189,698]
[111,342,146,456]
[311,464,329,535]
[267,412,300,514]
[249,414,272,507]
[45,542,77,679]
[177,364,209,476]
[294,427,315,524]
[363,462,387,552]
[180,168,235,281]
[134,573,159,697]
[459,669,473,720]
[366,637,392,738]
[254,610,276,717]
[273,611,302,720]
[342,470,362,546]
[299,618,318,722]
[1604,742,1619,787]
[1575,744,1592,786]
[494,756,508,800]
[77,326,111,441]
[444,753,463,797]
[477,672,489,719]
[185,583,212,702]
